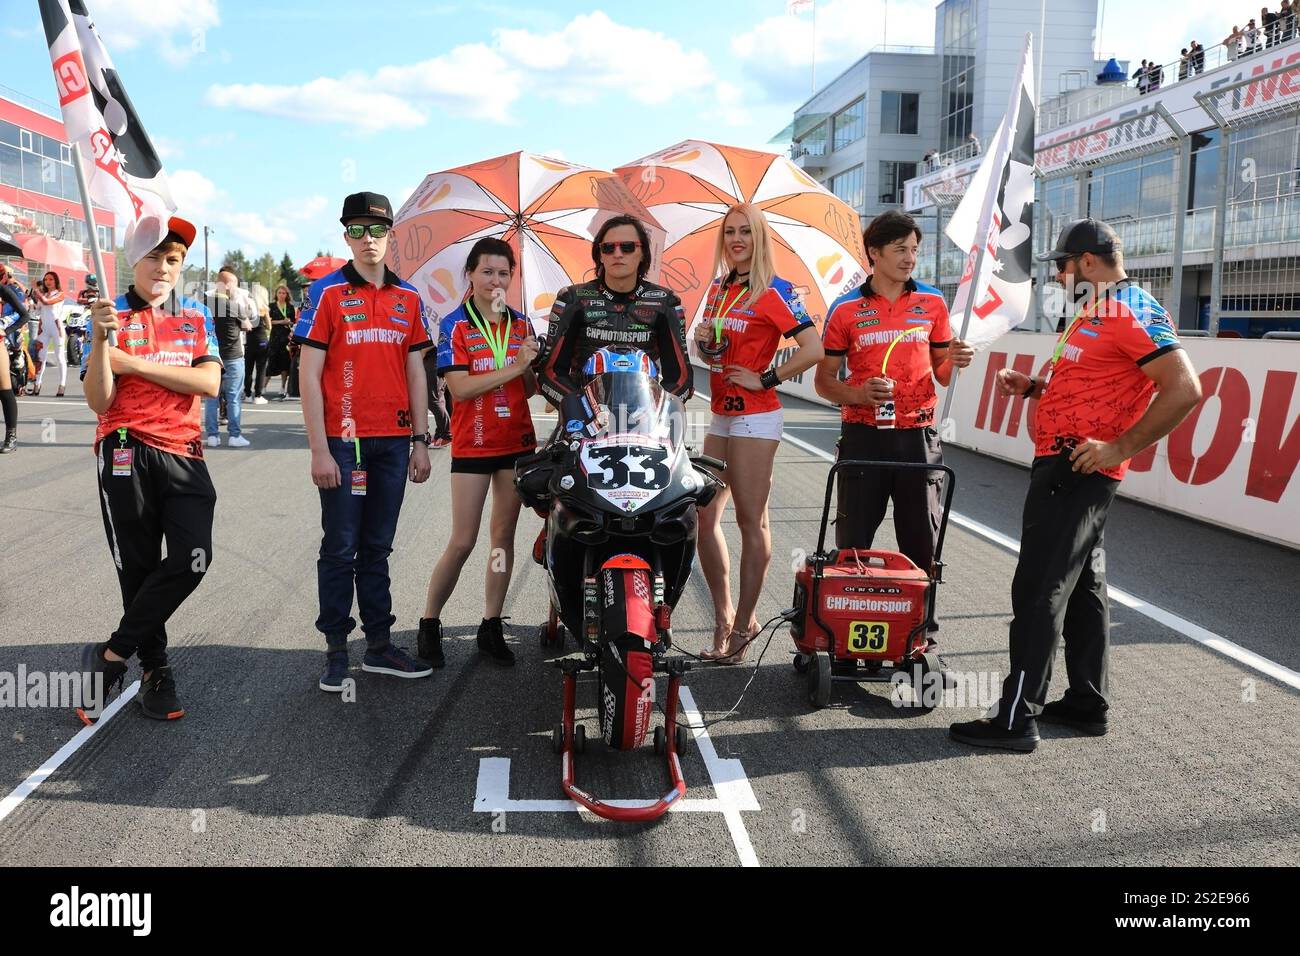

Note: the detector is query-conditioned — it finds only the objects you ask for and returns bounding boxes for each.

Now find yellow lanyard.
[708,282,749,344]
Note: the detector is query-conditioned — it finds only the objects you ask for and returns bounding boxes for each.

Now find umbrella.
[615,140,870,334]
[15,233,85,272]
[0,227,20,259]
[390,151,667,332]
[299,256,347,280]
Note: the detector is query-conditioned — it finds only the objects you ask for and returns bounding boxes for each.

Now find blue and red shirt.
[293,261,432,438]
[821,277,953,428]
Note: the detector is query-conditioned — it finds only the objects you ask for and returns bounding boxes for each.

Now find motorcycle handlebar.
[691,455,727,471]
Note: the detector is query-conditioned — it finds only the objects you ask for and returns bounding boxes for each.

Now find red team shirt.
[93,288,223,459]
[821,277,953,428]
[293,262,432,437]
[437,303,537,459]
[703,274,814,416]
[1033,284,1181,480]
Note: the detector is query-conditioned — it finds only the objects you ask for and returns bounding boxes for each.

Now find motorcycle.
[515,346,724,821]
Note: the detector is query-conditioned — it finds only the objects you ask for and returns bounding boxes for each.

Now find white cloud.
[733,0,938,102]
[89,0,221,66]
[207,11,716,130]
[168,168,310,256]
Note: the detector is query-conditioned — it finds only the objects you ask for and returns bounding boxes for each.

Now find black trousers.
[96,434,216,671]
[424,352,451,440]
[835,423,944,575]
[994,454,1119,728]
[244,337,268,397]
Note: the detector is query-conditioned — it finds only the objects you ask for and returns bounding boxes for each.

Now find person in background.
[1177,48,1189,81]
[203,264,253,448]
[31,270,67,397]
[422,347,452,447]
[77,273,99,307]
[1281,0,1296,42]
[1191,40,1205,74]
[1132,59,1150,94]
[0,263,30,453]
[244,283,271,405]
[1245,19,1261,55]
[1263,7,1279,48]
[266,283,295,400]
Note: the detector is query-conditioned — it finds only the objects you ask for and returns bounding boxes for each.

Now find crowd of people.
[1135,4,1298,94]
[24,184,1203,755]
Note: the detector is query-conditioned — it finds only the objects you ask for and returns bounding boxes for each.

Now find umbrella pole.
[70,143,113,347]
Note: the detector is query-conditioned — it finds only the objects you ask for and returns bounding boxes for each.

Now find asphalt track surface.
[1,377,1298,867]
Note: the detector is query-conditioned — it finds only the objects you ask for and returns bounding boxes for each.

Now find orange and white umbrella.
[390,151,666,333]
[616,140,869,333]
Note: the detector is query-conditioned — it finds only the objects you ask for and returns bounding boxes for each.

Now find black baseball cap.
[1037,218,1121,262]
[339,191,393,226]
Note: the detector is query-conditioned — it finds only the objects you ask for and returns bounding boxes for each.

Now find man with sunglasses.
[294,191,435,692]
[950,219,1202,752]
[537,215,692,406]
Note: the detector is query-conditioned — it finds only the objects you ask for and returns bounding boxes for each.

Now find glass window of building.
[797,121,828,157]
[0,143,20,188]
[19,128,33,152]
[879,161,918,205]
[831,164,865,211]
[881,92,920,135]
[940,0,975,153]
[833,99,865,151]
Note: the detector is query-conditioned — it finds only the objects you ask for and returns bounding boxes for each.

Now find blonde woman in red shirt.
[694,203,824,663]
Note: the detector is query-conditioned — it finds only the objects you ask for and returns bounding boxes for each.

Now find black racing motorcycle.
[515,346,723,821]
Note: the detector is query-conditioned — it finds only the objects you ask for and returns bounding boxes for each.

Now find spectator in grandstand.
[1178,49,1190,81]
[1281,1,1296,42]
[1132,59,1150,94]
[1191,41,1205,74]
[1245,18,1261,54]
[1224,26,1243,60]
[1263,6,1279,47]
[949,219,1202,753]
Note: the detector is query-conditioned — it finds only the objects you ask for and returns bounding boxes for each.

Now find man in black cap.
[294,191,435,692]
[950,219,1202,752]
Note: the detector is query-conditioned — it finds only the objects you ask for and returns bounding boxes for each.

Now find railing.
[0,84,61,121]
[868,44,935,56]
[922,140,981,173]
[1100,196,1300,261]
[1039,85,1139,133]
[790,141,828,161]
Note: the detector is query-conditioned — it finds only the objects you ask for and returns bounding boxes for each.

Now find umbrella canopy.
[0,227,20,259]
[390,151,666,332]
[15,233,85,273]
[615,140,869,334]
[299,255,347,280]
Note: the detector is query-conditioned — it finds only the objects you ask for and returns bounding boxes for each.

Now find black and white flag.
[945,33,1036,349]
[39,0,177,251]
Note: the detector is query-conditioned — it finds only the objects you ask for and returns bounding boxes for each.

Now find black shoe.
[949,717,1039,752]
[477,617,515,666]
[137,666,186,720]
[0,432,15,453]
[417,617,445,668]
[1040,698,1108,736]
[74,642,128,724]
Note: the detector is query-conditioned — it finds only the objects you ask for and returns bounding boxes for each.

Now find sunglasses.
[345,223,390,240]
[599,241,641,255]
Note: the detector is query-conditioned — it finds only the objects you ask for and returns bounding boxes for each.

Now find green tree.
[219,249,252,282]
[278,251,306,292]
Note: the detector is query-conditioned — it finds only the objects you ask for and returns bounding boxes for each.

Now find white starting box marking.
[473,686,761,866]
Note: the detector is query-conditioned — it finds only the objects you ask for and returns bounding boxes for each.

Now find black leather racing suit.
[537,279,692,406]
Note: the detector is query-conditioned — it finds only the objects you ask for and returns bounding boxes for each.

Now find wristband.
[410,431,432,446]
[1020,377,1037,399]
[760,368,780,390]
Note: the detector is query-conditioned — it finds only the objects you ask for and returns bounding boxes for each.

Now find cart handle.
[815,459,957,566]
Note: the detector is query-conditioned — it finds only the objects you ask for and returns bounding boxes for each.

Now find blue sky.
[3,0,1223,267]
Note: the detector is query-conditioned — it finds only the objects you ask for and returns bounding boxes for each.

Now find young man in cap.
[75,214,223,723]
[950,219,1202,752]
[295,191,434,691]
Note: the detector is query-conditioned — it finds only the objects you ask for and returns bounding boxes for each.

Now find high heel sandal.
[698,621,732,660]
[718,623,760,666]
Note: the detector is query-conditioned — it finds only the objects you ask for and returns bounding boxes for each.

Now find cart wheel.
[909,654,942,712]
[551,723,565,754]
[573,724,587,754]
[808,652,832,709]
[792,653,810,674]
[653,725,666,756]
[675,725,689,755]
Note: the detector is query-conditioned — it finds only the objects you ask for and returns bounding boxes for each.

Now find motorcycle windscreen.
[578,372,687,514]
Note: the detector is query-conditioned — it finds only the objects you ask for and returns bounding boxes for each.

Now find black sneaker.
[417,617,445,668]
[74,642,128,725]
[0,431,16,454]
[1040,698,1108,736]
[949,717,1039,752]
[137,666,186,720]
[477,617,516,666]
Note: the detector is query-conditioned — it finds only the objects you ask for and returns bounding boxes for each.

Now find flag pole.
[70,142,113,346]
[938,33,1033,431]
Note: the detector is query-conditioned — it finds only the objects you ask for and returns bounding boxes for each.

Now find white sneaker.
[253,396,268,405]
[228,435,251,448]
[205,435,220,448]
